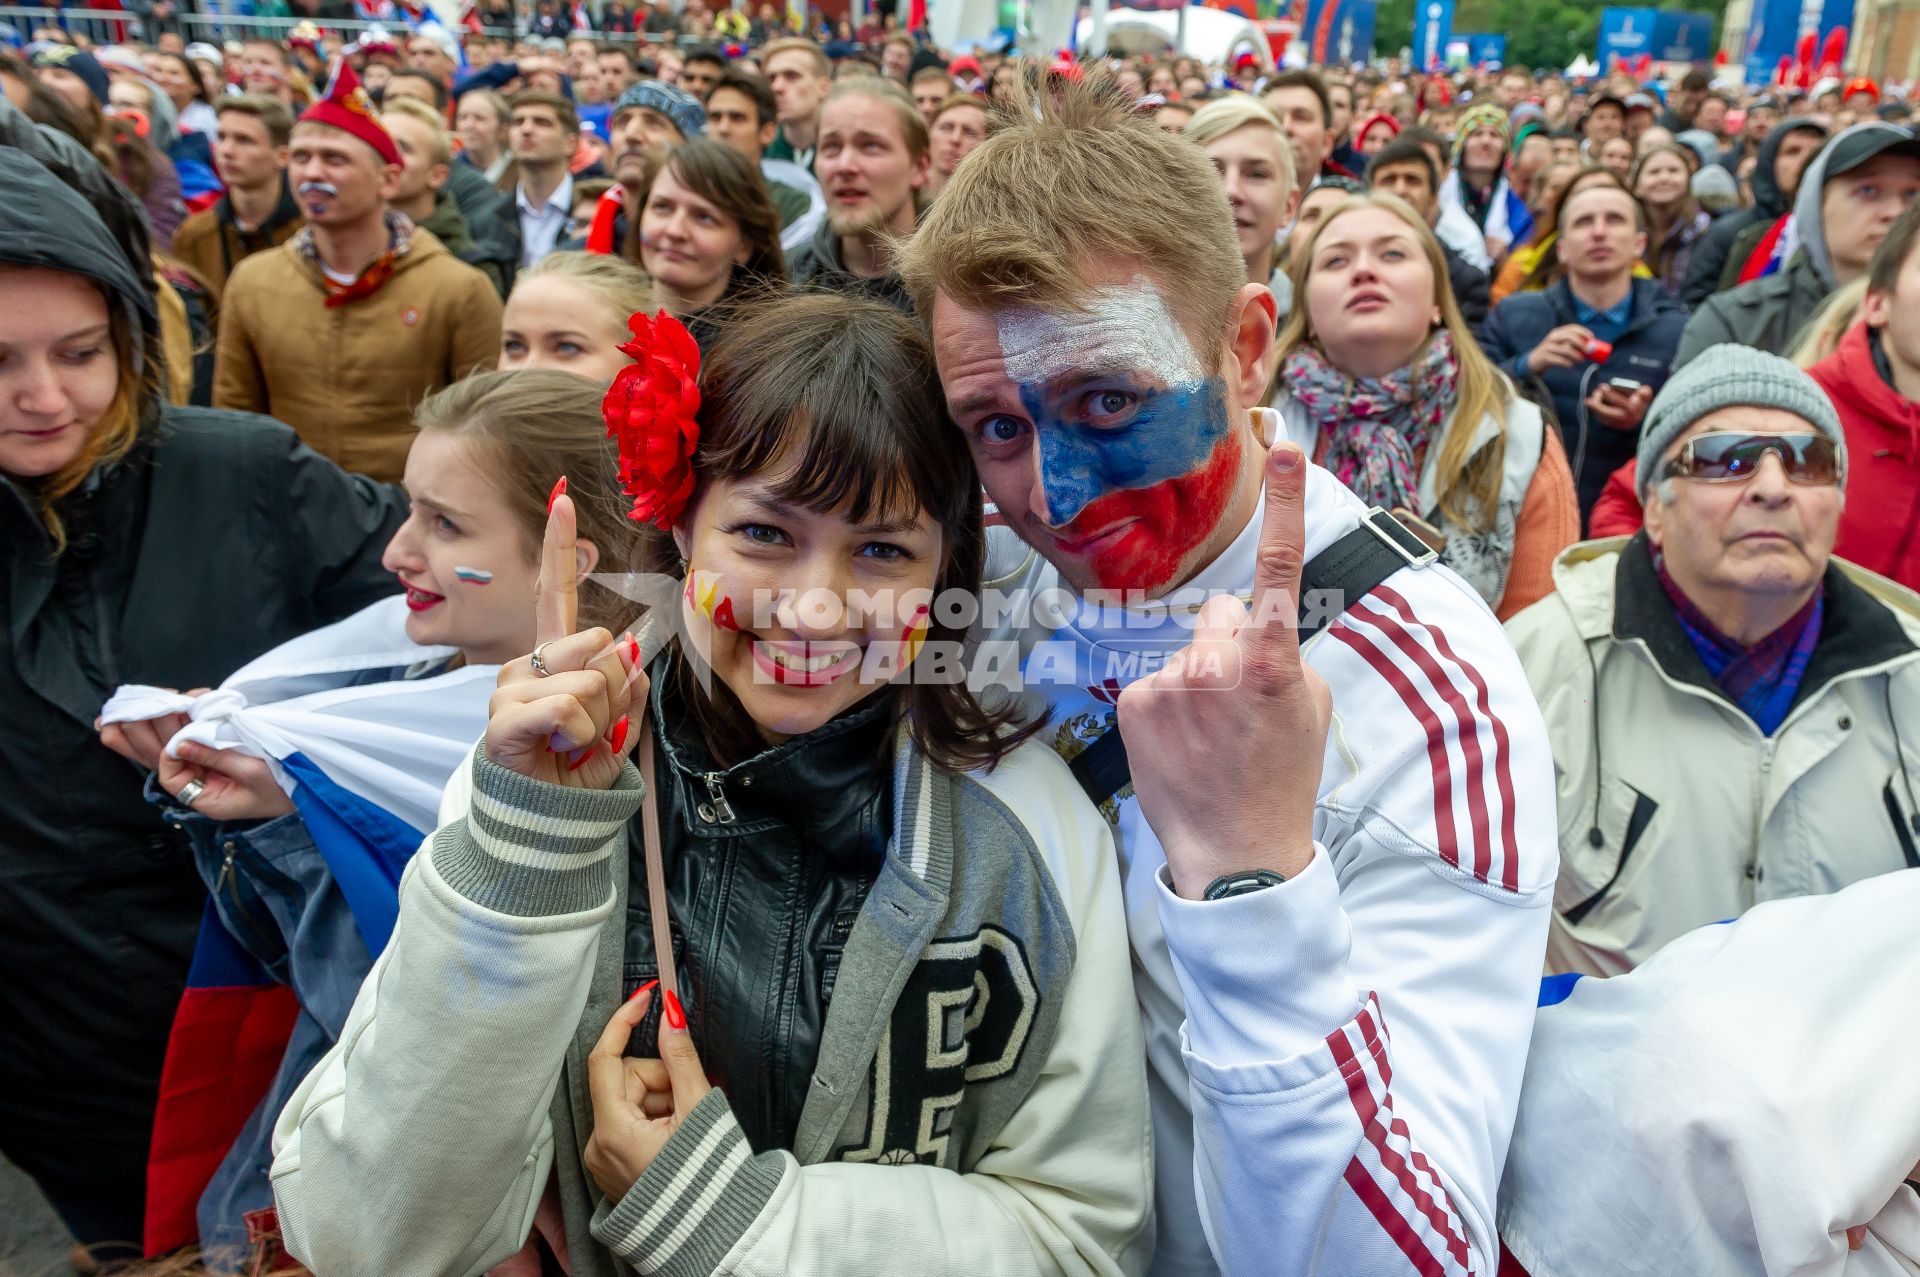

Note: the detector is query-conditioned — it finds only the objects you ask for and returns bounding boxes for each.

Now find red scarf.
[322,251,398,308]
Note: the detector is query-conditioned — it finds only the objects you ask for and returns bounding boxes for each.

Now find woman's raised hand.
[485,486,645,788]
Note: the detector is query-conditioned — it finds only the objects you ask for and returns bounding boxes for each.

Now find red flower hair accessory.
[604,310,702,531]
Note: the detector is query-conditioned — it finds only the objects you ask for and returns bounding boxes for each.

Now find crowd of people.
[4,7,1920,1277]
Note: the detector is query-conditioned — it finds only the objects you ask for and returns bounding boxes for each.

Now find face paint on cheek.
[1073,430,1243,593]
[1027,377,1233,526]
[686,568,742,631]
[453,565,494,585]
[900,604,930,665]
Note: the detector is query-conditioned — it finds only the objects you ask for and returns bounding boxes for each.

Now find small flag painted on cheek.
[453,566,493,585]
[902,605,930,664]
[685,569,741,631]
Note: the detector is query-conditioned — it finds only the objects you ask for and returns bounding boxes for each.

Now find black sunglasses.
[1662,432,1840,485]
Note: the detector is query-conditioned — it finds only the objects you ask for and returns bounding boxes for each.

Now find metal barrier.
[0,5,694,46]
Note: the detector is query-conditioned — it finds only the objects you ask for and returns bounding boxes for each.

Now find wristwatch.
[1202,869,1288,901]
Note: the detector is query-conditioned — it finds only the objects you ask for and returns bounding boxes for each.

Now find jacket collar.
[1610,532,1919,714]
[1814,320,1920,460]
[652,664,897,847]
[218,175,302,238]
[1548,275,1676,337]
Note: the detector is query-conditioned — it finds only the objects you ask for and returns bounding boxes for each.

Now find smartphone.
[1606,377,1644,393]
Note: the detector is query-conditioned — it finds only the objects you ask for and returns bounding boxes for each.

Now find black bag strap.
[1067,508,1437,809]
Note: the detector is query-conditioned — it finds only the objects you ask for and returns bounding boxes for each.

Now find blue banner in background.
[1651,10,1714,61]
[1462,31,1507,64]
[1305,0,1378,66]
[1744,0,1854,84]
[1597,5,1656,68]
[1411,0,1453,69]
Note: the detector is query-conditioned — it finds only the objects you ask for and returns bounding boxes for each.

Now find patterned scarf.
[1281,330,1462,513]
[294,209,413,309]
[1655,553,1825,736]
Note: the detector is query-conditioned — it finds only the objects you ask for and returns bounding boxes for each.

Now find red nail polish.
[608,715,630,755]
[547,476,568,514]
[627,633,640,666]
[566,746,598,772]
[663,990,687,1030]
[628,978,658,1003]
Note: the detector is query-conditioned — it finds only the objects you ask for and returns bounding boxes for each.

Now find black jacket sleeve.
[262,425,407,627]
[1681,214,1744,307]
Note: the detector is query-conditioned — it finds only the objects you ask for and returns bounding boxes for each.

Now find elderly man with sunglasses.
[1507,343,1920,978]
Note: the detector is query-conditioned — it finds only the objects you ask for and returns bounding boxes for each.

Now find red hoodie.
[1810,320,1920,592]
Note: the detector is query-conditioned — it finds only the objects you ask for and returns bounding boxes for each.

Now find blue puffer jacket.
[1481,276,1690,522]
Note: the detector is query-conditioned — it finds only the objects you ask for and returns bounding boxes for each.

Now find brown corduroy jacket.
[212,224,502,482]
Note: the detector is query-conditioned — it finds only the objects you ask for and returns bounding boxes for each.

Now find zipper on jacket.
[699,772,737,825]
[1747,745,1775,893]
[214,840,276,953]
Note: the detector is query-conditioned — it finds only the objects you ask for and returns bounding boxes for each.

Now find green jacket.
[417,187,503,297]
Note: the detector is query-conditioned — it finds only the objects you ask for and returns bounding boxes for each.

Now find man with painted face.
[213,61,502,482]
[898,83,1557,1277]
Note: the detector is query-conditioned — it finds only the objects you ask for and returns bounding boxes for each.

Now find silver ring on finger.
[175,778,207,808]
[531,641,556,677]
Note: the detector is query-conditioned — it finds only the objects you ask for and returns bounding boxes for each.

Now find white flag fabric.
[100,596,497,950]
[1501,870,1920,1276]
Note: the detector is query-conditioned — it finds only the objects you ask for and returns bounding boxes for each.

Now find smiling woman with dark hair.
[273,292,1153,1277]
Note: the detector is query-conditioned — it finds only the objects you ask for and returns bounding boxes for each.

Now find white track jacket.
[981,466,1559,1276]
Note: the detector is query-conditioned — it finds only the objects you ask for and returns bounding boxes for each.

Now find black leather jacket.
[622,667,897,1154]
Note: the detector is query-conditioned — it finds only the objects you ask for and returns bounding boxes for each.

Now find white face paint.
[993,277,1210,389]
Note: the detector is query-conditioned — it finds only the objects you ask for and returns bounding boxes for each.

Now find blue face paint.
[1020,376,1233,527]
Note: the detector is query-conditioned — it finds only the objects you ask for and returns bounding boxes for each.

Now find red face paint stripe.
[1372,586,1521,894]
[1327,623,1463,877]
[1068,431,1243,593]
[1348,599,1492,887]
[710,595,739,631]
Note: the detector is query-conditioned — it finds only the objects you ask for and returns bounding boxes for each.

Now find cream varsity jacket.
[268,729,1152,1277]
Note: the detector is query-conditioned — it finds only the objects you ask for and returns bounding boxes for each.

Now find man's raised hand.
[1117,442,1331,900]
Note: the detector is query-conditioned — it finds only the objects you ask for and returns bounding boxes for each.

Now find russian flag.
[102,596,497,1255]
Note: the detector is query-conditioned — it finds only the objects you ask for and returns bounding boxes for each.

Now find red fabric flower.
[603,310,702,530]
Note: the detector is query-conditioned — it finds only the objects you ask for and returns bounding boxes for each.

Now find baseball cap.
[1821,122,1920,182]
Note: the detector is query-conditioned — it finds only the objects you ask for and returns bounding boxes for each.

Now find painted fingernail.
[663,990,687,1031]
[608,715,630,755]
[547,475,568,514]
[628,978,658,1003]
[626,633,641,665]
[566,746,599,772]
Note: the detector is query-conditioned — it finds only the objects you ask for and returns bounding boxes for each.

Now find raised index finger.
[1246,442,1307,666]
[536,486,579,648]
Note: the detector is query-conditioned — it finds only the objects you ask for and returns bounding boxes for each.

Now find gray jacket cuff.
[592,1089,786,1276]
[430,749,644,917]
